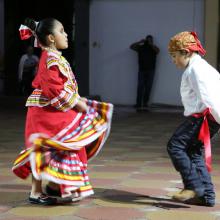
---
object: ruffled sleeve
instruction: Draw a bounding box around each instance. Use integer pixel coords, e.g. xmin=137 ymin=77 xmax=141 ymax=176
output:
xmin=40 ymin=57 xmax=79 ymax=112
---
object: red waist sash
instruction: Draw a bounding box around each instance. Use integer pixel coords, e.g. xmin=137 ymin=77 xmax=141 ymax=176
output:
xmin=192 ymin=108 xmax=215 ymax=172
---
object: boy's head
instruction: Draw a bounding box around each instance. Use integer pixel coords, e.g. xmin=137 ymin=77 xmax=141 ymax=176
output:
xmin=168 ymin=31 xmax=206 ymax=56
xmin=168 ymin=31 xmax=206 ymax=69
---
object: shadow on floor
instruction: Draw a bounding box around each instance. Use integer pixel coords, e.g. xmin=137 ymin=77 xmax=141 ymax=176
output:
xmin=93 ymin=188 xmax=190 ymax=210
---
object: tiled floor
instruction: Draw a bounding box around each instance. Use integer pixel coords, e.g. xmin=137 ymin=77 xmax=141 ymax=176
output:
xmin=0 ymin=97 xmax=220 ymax=220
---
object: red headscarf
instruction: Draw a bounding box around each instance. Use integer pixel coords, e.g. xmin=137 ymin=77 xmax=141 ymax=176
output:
xmin=168 ymin=31 xmax=206 ymax=56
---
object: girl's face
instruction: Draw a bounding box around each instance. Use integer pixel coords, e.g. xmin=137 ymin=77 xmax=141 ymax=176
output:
xmin=170 ymin=51 xmax=190 ymax=69
xmin=52 ymin=21 xmax=68 ymax=50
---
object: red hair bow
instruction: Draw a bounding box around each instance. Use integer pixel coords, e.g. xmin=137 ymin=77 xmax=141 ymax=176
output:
xmin=19 ymin=23 xmax=40 ymax=47
xmin=19 ymin=24 xmax=34 ymax=40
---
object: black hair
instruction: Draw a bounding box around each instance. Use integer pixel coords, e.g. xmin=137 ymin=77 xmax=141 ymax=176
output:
xmin=24 ymin=17 xmax=58 ymax=46
xmin=146 ymin=35 xmax=153 ymax=40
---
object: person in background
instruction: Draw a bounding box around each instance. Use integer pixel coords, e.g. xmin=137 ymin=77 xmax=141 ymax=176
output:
xmin=18 ymin=46 xmax=39 ymax=96
xmin=130 ymin=35 xmax=159 ymax=110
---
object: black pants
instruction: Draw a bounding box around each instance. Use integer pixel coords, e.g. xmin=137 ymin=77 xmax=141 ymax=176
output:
xmin=136 ymin=69 xmax=155 ymax=107
xmin=167 ymin=116 xmax=220 ymax=204
xmin=20 ymin=71 xmax=34 ymax=96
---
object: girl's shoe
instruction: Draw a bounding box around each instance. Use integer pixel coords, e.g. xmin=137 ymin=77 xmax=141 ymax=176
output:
xmin=29 ymin=193 xmax=57 ymax=205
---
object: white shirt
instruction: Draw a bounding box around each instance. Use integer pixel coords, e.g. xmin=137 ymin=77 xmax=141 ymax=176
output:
xmin=181 ymin=54 xmax=220 ymax=124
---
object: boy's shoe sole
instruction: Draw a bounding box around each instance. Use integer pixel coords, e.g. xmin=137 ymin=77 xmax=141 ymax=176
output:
xmin=184 ymin=196 xmax=215 ymax=207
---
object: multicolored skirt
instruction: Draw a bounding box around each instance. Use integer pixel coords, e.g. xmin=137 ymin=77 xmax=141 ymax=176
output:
xmin=12 ymin=100 xmax=113 ymax=198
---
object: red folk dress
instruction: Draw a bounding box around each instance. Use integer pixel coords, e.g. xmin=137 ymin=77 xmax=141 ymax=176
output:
xmin=12 ymin=49 xmax=113 ymax=199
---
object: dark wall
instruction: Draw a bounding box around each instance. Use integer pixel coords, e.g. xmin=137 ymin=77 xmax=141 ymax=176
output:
xmin=74 ymin=0 xmax=90 ymax=96
xmin=5 ymin=0 xmax=89 ymax=95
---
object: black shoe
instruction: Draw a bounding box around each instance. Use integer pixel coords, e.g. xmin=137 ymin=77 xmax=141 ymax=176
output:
xmin=45 ymin=185 xmax=61 ymax=197
xmin=184 ymin=196 xmax=215 ymax=207
xmin=29 ymin=194 xmax=57 ymax=205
